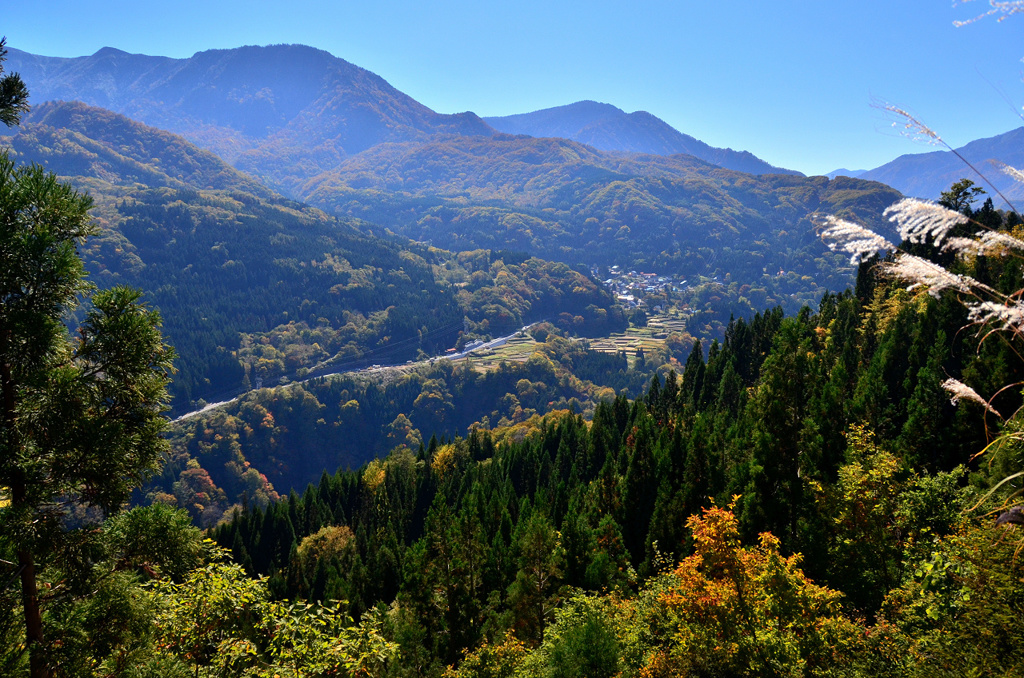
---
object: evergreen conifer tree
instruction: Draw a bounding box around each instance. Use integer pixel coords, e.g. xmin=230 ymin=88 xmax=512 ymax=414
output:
xmin=0 ymin=40 xmax=174 ymax=678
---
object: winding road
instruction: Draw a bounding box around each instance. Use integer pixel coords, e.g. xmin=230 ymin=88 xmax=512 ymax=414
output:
xmin=174 ymin=324 xmax=538 ymax=422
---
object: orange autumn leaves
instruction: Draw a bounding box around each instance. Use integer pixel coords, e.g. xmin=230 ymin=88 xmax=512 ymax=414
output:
xmin=449 ymin=502 xmax=868 ymax=678
xmin=639 ymin=502 xmax=863 ymax=677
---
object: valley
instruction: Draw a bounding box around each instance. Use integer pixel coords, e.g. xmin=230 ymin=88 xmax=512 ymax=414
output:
xmin=3 ymin=33 xmax=1024 ymax=678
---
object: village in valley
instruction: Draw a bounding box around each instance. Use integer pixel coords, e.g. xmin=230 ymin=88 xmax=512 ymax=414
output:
xmin=594 ymin=264 xmax=691 ymax=312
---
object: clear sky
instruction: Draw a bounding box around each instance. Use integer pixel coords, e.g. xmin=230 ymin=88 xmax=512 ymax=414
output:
xmin=6 ymin=0 xmax=1024 ymax=176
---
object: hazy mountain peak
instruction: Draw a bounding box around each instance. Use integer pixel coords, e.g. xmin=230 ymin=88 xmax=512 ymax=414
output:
xmin=549 ymin=100 xmax=626 ymax=120
xmin=485 ymin=103 xmax=800 ymax=176
xmin=858 ymin=126 xmax=1024 ymax=206
xmin=92 ymin=46 xmax=130 ymax=58
xmin=483 ymin=101 xmax=624 ymax=139
xmin=824 ymin=168 xmax=866 ymax=179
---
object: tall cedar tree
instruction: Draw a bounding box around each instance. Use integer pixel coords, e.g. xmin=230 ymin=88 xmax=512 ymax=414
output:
xmin=0 ymin=42 xmax=174 ymax=678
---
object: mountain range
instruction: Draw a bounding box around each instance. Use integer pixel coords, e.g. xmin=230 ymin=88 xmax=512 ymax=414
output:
xmin=6 ymin=44 xmax=495 ymax=193
xmin=856 ymin=126 xmax=1024 ymax=208
xmin=821 ymin=126 xmax=1024 ymax=207
xmin=485 ymin=101 xmax=802 ymax=176
xmin=7 ymin=45 xmax=800 ymax=193
xmin=6 ymin=45 xmax=903 ymax=285
xmin=10 ymin=44 xmax=1022 ymax=267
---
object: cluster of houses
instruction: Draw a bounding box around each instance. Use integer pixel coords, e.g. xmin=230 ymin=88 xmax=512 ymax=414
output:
xmin=594 ymin=265 xmax=687 ymax=309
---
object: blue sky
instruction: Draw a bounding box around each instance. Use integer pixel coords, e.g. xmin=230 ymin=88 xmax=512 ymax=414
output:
xmin=6 ymin=0 xmax=1024 ymax=175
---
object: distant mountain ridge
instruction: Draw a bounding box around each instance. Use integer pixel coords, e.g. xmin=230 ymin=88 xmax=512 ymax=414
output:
xmin=485 ymin=101 xmax=802 ymax=176
xmin=6 ymin=44 xmax=495 ymax=193
xmin=858 ymin=126 xmax=1024 ymax=207
xmin=8 ymin=46 xmax=805 ymax=194
xmin=824 ymin=168 xmax=866 ymax=180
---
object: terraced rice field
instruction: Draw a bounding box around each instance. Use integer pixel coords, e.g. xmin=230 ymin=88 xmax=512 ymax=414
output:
xmin=459 ymin=313 xmax=689 ymax=372
xmin=647 ymin=314 xmax=689 ymax=335
xmin=384 ymin=312 xmax=688 ymax=376
xmin=586 ymin=313 xmax=687 ymax=366
xmin=586 ymin=333 xmax=663 ymax=363
xmin=457 ymin=331 xmax=539 ymax=371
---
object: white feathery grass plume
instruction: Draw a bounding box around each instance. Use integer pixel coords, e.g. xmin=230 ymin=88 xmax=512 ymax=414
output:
xmin=953 ymin=0 xmax=1024 ymax=26
xmin=882 ymin=253 xmax=976 ymax=297
xmin=820 ymin=216 xmax=894 ymax=264
xmin=942 ymin=236 xmax=986 ymax=255
xmin=884 ymin=198 xmax=968 ymax=247
xmin=878 ymin=103 xmax=944 ymax=146
xmin=991 ymin=159 xmax=1024 ymax=184
xmin=978 ymin=229 xmax=1024 ymax=252
xmin=943 ymin=230 xmax=1024 ymax=255
xmin=967 ymin=299 xmax=1024 ymax=332
xmin=941 ymin=377 xmax=1002 ymax=417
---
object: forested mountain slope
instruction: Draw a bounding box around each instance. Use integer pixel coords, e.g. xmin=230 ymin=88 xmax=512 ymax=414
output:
xmin=158 ymin=328 xmax=666 ymax=524
xmin=1 ymin=101 xmax=623 ymax=414
xmin=300 ymin=133 xmax=902 ymax=298
xmin=7 ymin=100 xmax=274 ymax=196
xmin=485 ymin=100 xmax=801 ymax=175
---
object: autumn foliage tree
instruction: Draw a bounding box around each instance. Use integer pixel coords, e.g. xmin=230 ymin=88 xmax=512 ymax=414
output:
xmin=638 ymin=503 xmax=864 ymax=677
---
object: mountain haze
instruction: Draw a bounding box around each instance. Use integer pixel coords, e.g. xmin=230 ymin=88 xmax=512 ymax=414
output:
xmin=6 ymin=44 xmax=496 ymax=192
xmin=485 ymin=101 xmax=802 ymax=176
